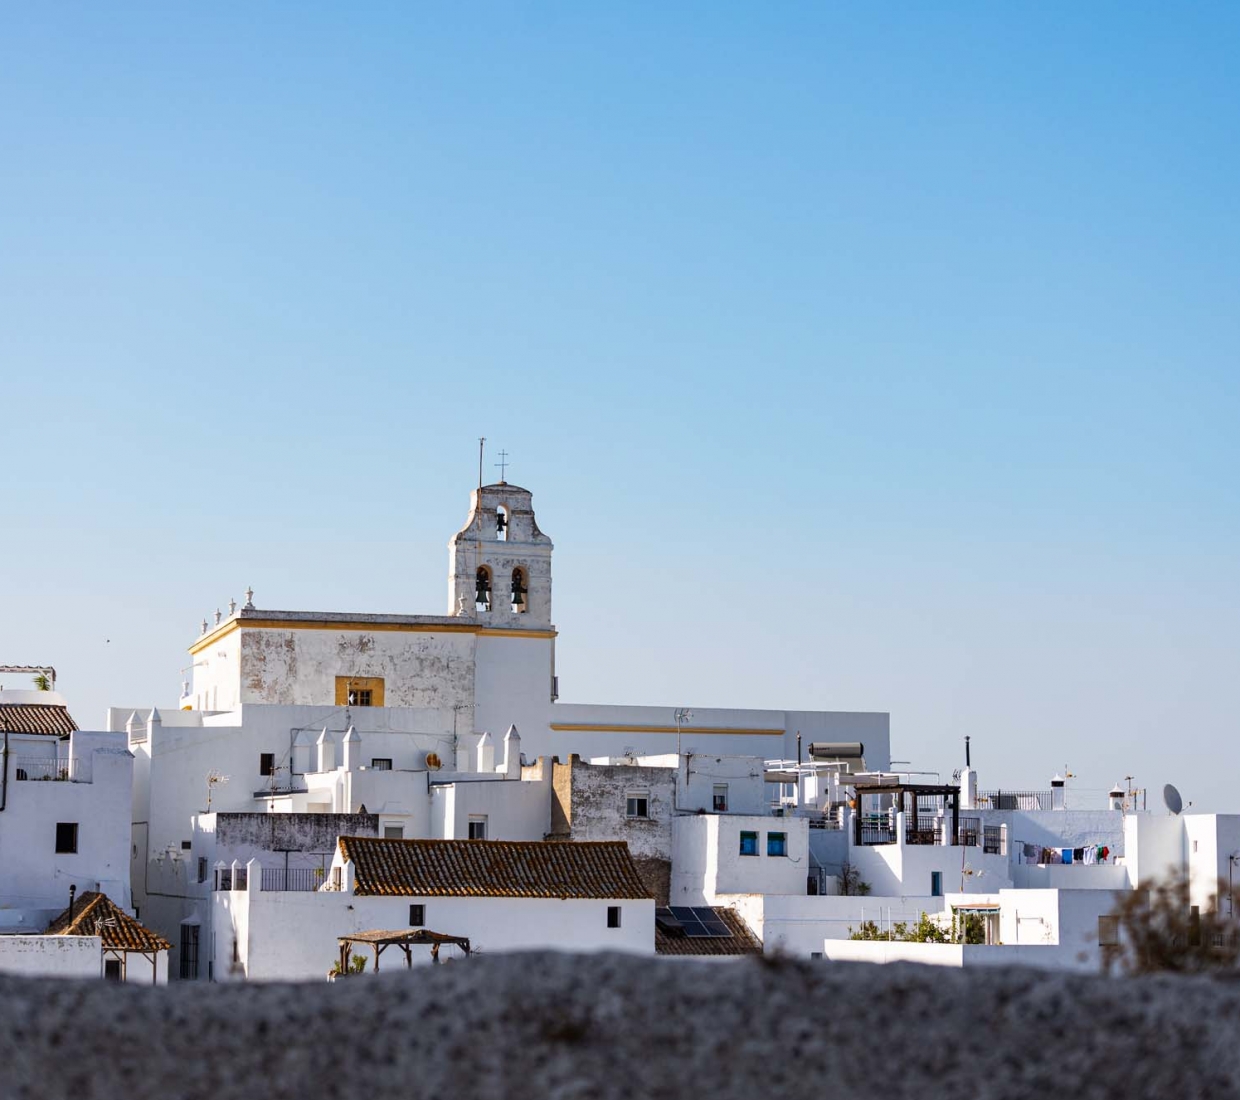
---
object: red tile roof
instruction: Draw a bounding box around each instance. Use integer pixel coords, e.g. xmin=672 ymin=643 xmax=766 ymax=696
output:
xmin=0 ymin=704 xmax=78 ymax=737
xmin=339 ymin=837 xmax=653 ymax=900
xmin=45 ymin=892 xmax=171 ymax=953
xmin=655 ymin=908 xmax=763 ymax=957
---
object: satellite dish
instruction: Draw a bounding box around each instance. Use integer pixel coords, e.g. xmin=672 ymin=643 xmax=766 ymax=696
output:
xmin=425 ymin=752 xmax=442 ymax=771
xmin=1163 ymin=784 xmax=1183 ymax=815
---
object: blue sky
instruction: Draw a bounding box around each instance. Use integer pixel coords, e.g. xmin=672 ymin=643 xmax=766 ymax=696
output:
xmin=1 ymin=3 xmax=1237 ymax=809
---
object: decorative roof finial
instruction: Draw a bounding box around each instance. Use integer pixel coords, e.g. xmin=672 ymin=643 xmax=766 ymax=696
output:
xmin=201 ymin=619 xmax=209 ymax=635
xmin=214 ymin=608 xmax=222 ymax=626
xmin=228 ymin=597 xmax=237 ymax=617
xmin=244 ymin=587 xmax=255 ymax=610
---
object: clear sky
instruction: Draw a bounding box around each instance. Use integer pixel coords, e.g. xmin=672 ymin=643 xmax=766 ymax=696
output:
xmin=1 ymin=4 xmax=1237 ymax=809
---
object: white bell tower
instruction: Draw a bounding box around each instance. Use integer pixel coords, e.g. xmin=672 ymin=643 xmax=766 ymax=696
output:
xmin=448 ymin=480 xmax=554 ymax=629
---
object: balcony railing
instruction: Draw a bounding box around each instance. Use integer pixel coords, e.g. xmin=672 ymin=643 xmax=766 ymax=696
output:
xmin=9 ymin=757 xmax=89 ymax=783
xmin=261 ymin=866 xmax=327 ymax=892
xmin=976 ymin=790 xmax=1055 ymax=811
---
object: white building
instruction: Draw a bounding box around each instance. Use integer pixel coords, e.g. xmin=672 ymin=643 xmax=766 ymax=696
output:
xmin=117 ymin=479 xmax=888 ymax=968
xmin=216 ymin=837 xmax=655 ymax=980
xmin=0 ymin=691 xmax=134 ymax=932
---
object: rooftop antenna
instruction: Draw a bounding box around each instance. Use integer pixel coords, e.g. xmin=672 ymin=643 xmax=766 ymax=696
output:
xmin=1163 ymin=783 xmax=1183 ymax=816
xmin=478 ymin=437 xmax=485 ymax=491
xmin=205 ymin=770 xmax=230 ymax=812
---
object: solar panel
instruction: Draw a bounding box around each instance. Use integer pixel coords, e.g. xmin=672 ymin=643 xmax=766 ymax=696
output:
xmin=665 ymin=906 xmax=732 ymax=938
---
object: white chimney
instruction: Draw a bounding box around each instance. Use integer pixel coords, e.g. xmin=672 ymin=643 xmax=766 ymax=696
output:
xmin=476 ymin=731 xmax=495 ymax=774
xmin=1051 ymin=774 xmax=1066 ymax=812
xmin=960 ymin=767 xmax=978 ymax=810
xmin=342 ymin=726 xmax=361 ymax=771
xmin=316 ymin=727 xmax=336 ymax=772
xmin=501 ymin=725 xmax=521 ymax=778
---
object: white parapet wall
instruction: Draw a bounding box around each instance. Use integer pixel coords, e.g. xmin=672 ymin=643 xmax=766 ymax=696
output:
xmin=0 ymin=935 xmax=102 ymax=978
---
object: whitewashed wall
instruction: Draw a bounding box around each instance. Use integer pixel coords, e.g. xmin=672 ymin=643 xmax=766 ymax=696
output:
xmin=217 ymin=879 xmax=653 ymax=981
xmin=671 ymin=815 xmax=808 ymax=905
xmin=0 ymin=935 xmax=101 ymax=978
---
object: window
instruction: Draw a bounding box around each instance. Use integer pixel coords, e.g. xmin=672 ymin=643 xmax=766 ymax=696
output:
xmin=1193 ymin=839 xmax=1199 ymax=853
xmin=409 ymin=904 xmax=425 ymax=927
xmin=767 ymin=832 xmax=788 ymax=857
xmin=931 ymin=871 xmax=943 ymax=897
xmin=197 ymin=857 xmax=208 ymax=884
xmin=739 ymin=831 xmax=758 ymax=856
xmin=259 ymin=753 xmax=275 ymax=777
xmin=371 ymin=758 xmax=393 ymax=771
xmin=55 ymin=822 xmax=78 ymax=854
xmin=626 ymin=793 xmax=649 ymax=819
xmin=607 ymin=906 xmax=622 ymax=929
xmin=1098 ymin=915 xmax=1120 ymax=947
xmin=181 ymin=840 xmax=192 ymax=850
xmin=179 ymin=925 xmax=199 ymax=981
xmin=332 ymin=866 xmax=342 ymax=891
xmin=468 ymin=816 xmax=488 ymax=840
xmin=712 ymin=784 xmax=728 ymax=812
xmin=104 ymin=958 xmax=122 ymax=981
xmin=384 ymin=824 xmax=404 ymax=839
xmin=15 ymin=768 xmax=27 ymax=781
xmin=810 ymin=952 xmax=823 ymax=960
xmin=334 ymin=676 xmax=385 ymax=707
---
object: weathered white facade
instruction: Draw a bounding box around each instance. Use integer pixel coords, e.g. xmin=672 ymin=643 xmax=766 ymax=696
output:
xmin=118 ymin=479 xmax=889 ymax=969
xmin=0 ymin=692 xmax=134 ymax=931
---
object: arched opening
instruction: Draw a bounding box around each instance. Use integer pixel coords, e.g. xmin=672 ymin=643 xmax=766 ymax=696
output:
xmin=510 ymin=567 xmax=528 ymax=614
xmin=475 ymin=567 xmax=492 ymax=612
xmin=496 ymin=506 xmax=509 ymax=541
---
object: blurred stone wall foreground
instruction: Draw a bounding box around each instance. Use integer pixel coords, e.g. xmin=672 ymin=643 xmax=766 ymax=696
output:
xmin=2 ymin=953 xmax=1238 ymax=1100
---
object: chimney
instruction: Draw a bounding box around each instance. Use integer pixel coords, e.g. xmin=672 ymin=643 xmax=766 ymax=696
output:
xmin=341 ymin=726 xmax=361 ymax=771
xmin=1051 ymin=774 xmax=1066 ymax=812
xmin=501 ymin=725 xmax=521 ymax=778
xmin=475 ymin=731 xmax=495 ymax=774
xmin=316 ymin=727 xmax=336 ymax=772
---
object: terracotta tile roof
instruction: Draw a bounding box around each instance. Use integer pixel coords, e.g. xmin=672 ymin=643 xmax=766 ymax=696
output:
xmin=655 ymin=907 xmax=763 ymax=957
xmin=0 ymin=704 xmax=78 ymax=737
xmin=45 ymin=892 xmax=171 ymax=953
xmin=339 ymin=837 xmax=653 ymax=900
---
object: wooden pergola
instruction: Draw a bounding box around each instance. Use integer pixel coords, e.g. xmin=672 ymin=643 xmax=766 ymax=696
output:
xmin=853 ymin=781 xmax=961 ymax=846
xmin=337 ymin=929 xmax=471 ymax=974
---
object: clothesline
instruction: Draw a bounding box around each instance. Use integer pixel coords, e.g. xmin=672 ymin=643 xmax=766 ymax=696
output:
xmin=1016 ymin=841 xmax=1111 ymax=866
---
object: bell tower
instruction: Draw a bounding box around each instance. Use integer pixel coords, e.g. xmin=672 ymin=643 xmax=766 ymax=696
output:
xmin=448 ymin=481 xmax=553 ymax=628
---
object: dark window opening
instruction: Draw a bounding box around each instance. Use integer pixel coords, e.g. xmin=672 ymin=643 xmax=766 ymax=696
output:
xmin=104 ymin=958 xmax=122 ymax=982
xmin=15 ymin=768 xmax=27 ymax=781
xmin=739 ymin=831 xmax=758 ymax=856
xmin=626 ymin=795 xmax=649 ymax=819
xmin=259 ymin=753 xmax=275 ymax=777
xmin=767 ymin=832 xmax=788 ymax=857
xmin=468 ymin=818 xmax=488 ymax=840
xmin=55 ymin=822 xmax=78 ymax=854
xmin=607 ymin=906 xmax=622 ymax=929
xmin=179 ymin=925 xmax=200 ymax=981
xmin=475 ymin=567 xmax=493 ymax=612
xmin=181 ymin=840 xmax=192 ymax=850
xmin=370 ymin=758 xmax=392 ymax=771
xmin=197 ymin=857 xmax=208 ymax=884
xmin=409 ymin=904 xmax=425 ymax=927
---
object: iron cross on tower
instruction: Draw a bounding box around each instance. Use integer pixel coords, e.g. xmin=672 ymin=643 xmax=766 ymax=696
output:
xmin=495 ymin=450 xmax=510 ymax=482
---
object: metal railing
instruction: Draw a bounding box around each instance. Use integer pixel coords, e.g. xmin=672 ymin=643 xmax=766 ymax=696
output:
xmin=261 ymin=866 xmax=327 ymax=892
xmin=858 ymin=820 xmax=897 ymax=845
xmin=983 ymin=825 xmax=1005 ymax=855
xmin=9 ymin=756 xmax=89 ymax=783
xmin=976 ymin=790 xmax=1054 ymax=811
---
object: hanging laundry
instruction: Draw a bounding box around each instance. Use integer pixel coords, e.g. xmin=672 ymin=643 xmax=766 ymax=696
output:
xmin=1081 ymin=845 xmax=1097 ymax=865
xmin=1042 ymin=847 xmax=1054 ymax=865
xmin=1023 ymin=842 xmax=1040 ymax=865
xmin=1048 ymin=848 xmax=1063 ymax=864
xmin=1061 ymin=848 xmax=1073 ymax=864
xmin=1073 ymin=847 xmax=1085 ymax=863
xmin=1099 ymin=846 xmax=1110 ymax=863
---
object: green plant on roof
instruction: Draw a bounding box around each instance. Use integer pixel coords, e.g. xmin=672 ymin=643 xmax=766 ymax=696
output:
xmin=32 ymin=673 xmax=51 ymax=692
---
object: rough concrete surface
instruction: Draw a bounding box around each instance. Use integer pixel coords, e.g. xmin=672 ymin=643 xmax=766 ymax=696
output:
xmin=3 ymin=954 xmax=1239 ymax=1099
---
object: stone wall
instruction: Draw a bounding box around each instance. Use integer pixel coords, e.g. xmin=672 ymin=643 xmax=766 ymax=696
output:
xmin=1 ymin=954 xmax=1237 ymax=1099
xmin=216 ymin=813 xmax=379 ymax=852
